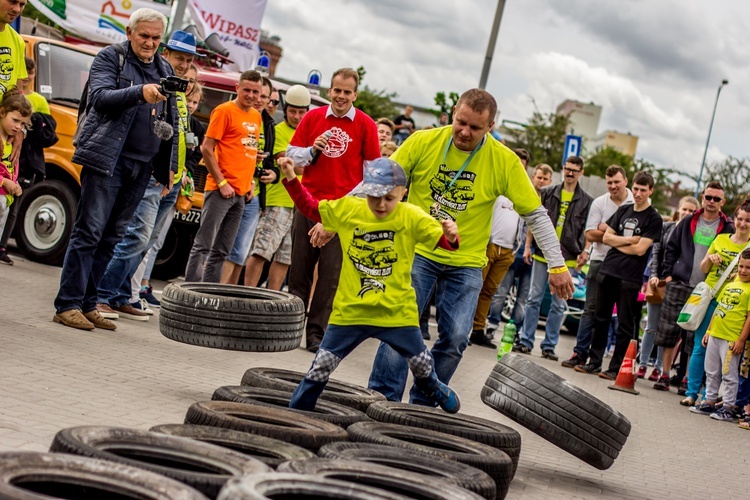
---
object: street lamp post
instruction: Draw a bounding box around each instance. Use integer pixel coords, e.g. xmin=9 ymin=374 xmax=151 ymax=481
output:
xmin=695 ymin=79 xmax=729 ymax=197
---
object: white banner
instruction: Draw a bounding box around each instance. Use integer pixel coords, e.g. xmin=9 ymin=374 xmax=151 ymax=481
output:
xmin=29 ymin=0 xmax=173 ymax=44
xmin=187 ymin=0 xmax=267 ymax=72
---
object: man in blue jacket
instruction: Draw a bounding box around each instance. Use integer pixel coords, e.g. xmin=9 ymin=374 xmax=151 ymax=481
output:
xmin=53 ymin=8 xmax=179 ymax=331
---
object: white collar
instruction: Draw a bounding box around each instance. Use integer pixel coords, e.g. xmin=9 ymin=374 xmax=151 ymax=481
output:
xmin=325 ymin=105 xmax=356 ymax=121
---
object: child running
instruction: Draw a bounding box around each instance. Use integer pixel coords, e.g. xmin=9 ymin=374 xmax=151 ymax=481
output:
xmin=278 ymin=156 xmax=461 ymax=413
xmin=690 ymin=248 xmax=750 ymax=421
xmin=0 ymin=90 xmax=31 ymax=241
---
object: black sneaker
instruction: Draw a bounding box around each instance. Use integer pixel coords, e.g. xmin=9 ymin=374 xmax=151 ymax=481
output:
xmin=469 ymin=330 xmax=496 ymax=349
xmin=512 ymin=343 xmax=531 ymax=354
xmin=561 ymin=353 xmax=585 ymax=368
xmin=541 ymin=349 xmax=559 ymax=361
xmin=574 ymin=363 xmax=601 ymax=374
xmin=139 ymin=286 xmax=161 ymax=308
xmin=0 ymin=250 xmax=13 ymax=265
xmin=599 ymin=370 xmax=618 ymax=380
xmin=677 ymin=377 xmax=687 ymax=396
xmin=653 ymin=374 xmax=671 ymax=391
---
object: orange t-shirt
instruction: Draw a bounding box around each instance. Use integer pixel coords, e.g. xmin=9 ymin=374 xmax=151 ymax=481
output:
xmin=204 ymin=101 xmax=262 ymax=196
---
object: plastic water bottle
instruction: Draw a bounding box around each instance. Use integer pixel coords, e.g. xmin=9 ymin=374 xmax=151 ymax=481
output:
xmin=497 ymin=320 xmax=516 ymax=360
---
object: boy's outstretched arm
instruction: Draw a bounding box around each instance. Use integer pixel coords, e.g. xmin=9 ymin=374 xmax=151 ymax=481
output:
xmin=279 ymin=157 xmax=322 ymax=223
xmin=436 ymin=219 xmax=460 ymax=250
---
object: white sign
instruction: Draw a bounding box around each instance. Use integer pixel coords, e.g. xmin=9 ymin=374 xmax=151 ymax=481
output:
xmin=29 ymin=0 xmax=173 ymax=44
xmin=187 ymin=0 xmax=267 ymax=72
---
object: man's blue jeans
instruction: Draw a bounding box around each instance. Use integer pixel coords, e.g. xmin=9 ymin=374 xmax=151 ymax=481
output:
xmin=54 ymin=157 xmax=151 ymax=314
xmin=488 ymin=254 xmax=532 ymax=328
xmin=571 ymin=260 xmax=602 ymax=361
xmin=368 ymin=254 xmax=483 ymax=405
xmin=97 ymin=177 xmax=180 ymax=307
xmin=519 ymin=259 xmax=567 ymax=352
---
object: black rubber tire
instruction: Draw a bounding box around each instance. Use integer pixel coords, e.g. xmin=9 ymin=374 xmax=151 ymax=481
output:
xmin=0 ymin=451 xmax=207 ymax=499
xmin=277 ymin=458 xmax=483 ymax=499
xmin=159 ymin=283 xmax=304 ymax=352
xmin=48 ymin=426 xmax=270 ymax=498
xmin=217 ymin=473 xmax=410 ymax=499
xmin=184 ymin=401 xmax=349 ymax=450
xmin=347 ymin=421 xmax=513 ymax=500
xmin=149 ymin=424 xmax=316 ymax=469
xmin=211 ymin=386 xmax=370 ymax=427
xmin=366 ymin=401 xmax=521 ymax=476
xmin=481 ymin=352 xmax=631 ymax=470
xmin=318 ymin=442 xmax=496 ymax=500
xmin=240 ymin=367 xmax=385 ymax=411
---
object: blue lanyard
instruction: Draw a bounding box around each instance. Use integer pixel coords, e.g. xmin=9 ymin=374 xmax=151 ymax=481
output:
xmin=439 ymin=136 xmax=483 ymax=192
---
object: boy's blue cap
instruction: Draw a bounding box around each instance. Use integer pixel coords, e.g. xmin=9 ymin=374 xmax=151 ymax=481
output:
xmin=352 ymin=158 xmax=407 ymax=197
xmin=162 ymin=30 xmax=199 ymax=56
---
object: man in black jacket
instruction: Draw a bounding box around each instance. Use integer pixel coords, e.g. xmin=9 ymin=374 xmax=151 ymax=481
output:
xmin=652 ymin=181 xmax=733 ymax=390
xmin=53 ymin=8 xmax=178 ymax=331
xmin=515 ymin=156 xmax=593 ymax=360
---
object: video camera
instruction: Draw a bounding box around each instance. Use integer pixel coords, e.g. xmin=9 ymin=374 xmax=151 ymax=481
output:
xmin=158 ymin=75 xmax=189 ymax=97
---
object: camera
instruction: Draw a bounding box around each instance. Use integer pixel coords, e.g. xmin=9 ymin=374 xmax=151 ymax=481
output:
xmin=185 ymin=132 xmax=199 ymax=148
xmin=158 ymin=76 xmax=189 ymax=96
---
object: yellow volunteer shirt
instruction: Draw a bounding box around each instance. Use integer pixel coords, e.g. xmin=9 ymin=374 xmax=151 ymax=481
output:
xmin=26 ymin=92 xmax=50 ymax=114
xmin=705 ymin=234 xmax=750 ymax=291
xmin=391 ymin=127 xmax=540 ymax=268
xmin=265 ymin=121 xmax=296 ymax=208
xmin=708 ymin=278 xmax=750 ymax=342
xmin=0 ymin=26 xmax=26 ymax=97
xmin=533 ymin=189 xmax=577 ymax=267
xmin=320 ymin=197 xmax=444 ymax=327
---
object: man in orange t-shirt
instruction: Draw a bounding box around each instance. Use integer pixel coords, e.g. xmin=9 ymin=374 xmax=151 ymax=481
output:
xmin=184 ymin=70 xmax=263 ymax=282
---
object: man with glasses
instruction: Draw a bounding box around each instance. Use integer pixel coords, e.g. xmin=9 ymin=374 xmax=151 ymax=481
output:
xmin=652 ymin=181 xmax=734 ymax=391
xmin=267 ymin=89 xmax=279 ymax=119
xmin=515 ymin=156 xmax=592 ymax=360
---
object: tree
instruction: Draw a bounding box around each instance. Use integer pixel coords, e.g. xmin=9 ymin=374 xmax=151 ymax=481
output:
xmin=352 ymin=66 xmax=398 ymax=119
xmin=503 ymin=111 xmax=571 ymax=168
xmin=433 ymin=91 xmax=459 ymax=121
xmin=700 ymin=156 xmax=750 ymax=215
xmin=584 ymin=146 xmax=635 ymax=179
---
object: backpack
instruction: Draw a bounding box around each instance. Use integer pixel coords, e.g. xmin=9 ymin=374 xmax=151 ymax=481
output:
xmin=72 ymin=43 xmax=127 ymax=147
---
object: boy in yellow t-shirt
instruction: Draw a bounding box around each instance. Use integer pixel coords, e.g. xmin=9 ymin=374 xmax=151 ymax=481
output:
xmin=690 ymin=249 xmax=750 ymax=421
xmin=278 ymin=156 xmax=461 ymax=413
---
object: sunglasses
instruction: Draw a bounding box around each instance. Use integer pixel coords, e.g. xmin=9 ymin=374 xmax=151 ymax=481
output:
xmin=704 ymin=195 xmax=723 ymax=202
xmin=269 ymin=99 xmax=280 ymax=106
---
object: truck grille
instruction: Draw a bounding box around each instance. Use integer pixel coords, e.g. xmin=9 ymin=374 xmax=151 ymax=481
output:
xmin=193 ymin=164 xmax=208 ymax=193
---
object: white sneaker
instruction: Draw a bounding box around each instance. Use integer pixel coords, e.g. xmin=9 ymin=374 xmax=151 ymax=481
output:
xmin=132 ymin=299 xmax=155 ymax=316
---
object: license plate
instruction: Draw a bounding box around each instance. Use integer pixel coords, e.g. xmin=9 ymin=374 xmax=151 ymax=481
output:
xmin=174 ymin=209 xmax=201 ymax=225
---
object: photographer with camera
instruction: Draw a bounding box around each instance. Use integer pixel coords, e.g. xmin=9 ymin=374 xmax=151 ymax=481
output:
xmin=221 ymin=76 xmax=278 ymax=285
xmin=184 ymin=70 xmax=264 ymax=283
xmin=53 ymin=9 xmax=181 ymax=331
xmin=94 ymin=30 xmax=197 ymax=323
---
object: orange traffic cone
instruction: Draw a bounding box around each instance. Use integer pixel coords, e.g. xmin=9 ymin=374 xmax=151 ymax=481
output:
xmin=608 ymin=339 xmax=639 ymax=395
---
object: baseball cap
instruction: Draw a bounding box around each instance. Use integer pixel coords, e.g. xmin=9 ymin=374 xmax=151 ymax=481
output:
xmin=351 ymin=158 xmax=407 ymax=197
xmin=162 ymin=30 xmax=199 ymax=56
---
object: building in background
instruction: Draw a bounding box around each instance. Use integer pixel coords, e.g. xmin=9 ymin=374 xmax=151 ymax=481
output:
xmin=259 ymin=31 xmax=282 ymax=76
xmin=592 ymin=130 xmax=639 ymax=157
xmin=556 ymin=99 xmax=602 ymax=152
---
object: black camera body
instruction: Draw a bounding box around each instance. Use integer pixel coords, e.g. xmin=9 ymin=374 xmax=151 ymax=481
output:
xmin=254 ymin=166 xmax=266 ymax=178
xmin=158 ymin=76 xmax=189 ymax=96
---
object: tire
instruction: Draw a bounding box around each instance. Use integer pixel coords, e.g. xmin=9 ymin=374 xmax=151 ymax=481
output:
xmin=212 ymin=386 xmax=370 ymax=427
xmin=347 ymin=421 xmax=513 ymax=500
xmin=152 ymin=222 xmax=194 ymax=281
xmin=159 ymin=283 xmax=304 ymax=352
xmin=500 ymin=284 xmax=516 ymax=322
xmin=318 ymin=442 xmax=496 ymax=500
xmin=240 ymin=367 xmax=385 ymax=412
xmin=49 ymin=426 xmax=271 ymax=498
xmin=149 ymin=424 xmax=315 ymax=469
xmin=15 ymin=179 xmax=77 ymax=265
xmin=184 ymin=401 xmax=349 ymax=450
xmin=0 ymin=451 xmax=207 ymax=499
xmin=277 ymin=458 xmax=483 ymax=499
xmin=366 ymin=401 xmax=521 ymax=477
xmin=480 ymin=353 xmax=631 ymax=470
xmin=217 ymin=473 xmax=411 ymax=500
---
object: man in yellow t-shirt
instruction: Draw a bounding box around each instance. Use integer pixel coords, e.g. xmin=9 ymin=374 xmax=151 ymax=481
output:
xmin=244 ymin=85 xmax=311 ymax=290
xmin=368 ymin=88 xmax=574 ymax=406
xmin=516 ymin=156 xmax=592 ymax=361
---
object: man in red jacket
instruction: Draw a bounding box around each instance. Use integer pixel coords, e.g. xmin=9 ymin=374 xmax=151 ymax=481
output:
xmin=286 ymin=67 xmax=381 ymax=352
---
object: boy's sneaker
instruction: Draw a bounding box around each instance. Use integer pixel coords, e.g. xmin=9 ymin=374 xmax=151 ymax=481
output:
xmin=709 ymin=406 xmax=736 ymax=422
xmin=0 ymin=249 xmax=13 ymax=265
xmin=139 ymin=286 xmax=161 ymax=308
xmin=574 ymin=363 xmax=601 ymax=375
xmin=653 ymin=374 xmax=671 ymax=391
xmin=677 ymin=377 xmax=688 ymax=396
xmin=132 ymin=299 xmax=155 ymax=316
xmin=647 ymin=368 xmax=661 ymax=382
xmin=561 ymin=353 xmax=585 ymax=369
xmin=430 ymin=382 xmax=461 ymax=414
xmin=635 ymin=365 xmax=647 ymax=379
xmin=690 ymin=402 xmax=715 ymax=415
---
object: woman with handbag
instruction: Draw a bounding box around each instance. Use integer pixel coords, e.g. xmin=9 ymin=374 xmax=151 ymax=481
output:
xmin=680 ymin=199 xmax=750 ymax=407
xmin=640 ymin=197 xmax=698 ymax=380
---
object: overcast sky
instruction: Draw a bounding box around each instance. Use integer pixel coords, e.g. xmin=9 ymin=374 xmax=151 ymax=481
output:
xmin=262 ymin=0 xmax=748 ymax=185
